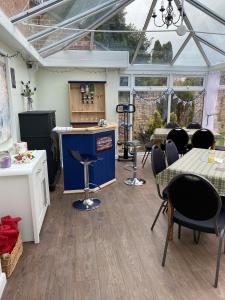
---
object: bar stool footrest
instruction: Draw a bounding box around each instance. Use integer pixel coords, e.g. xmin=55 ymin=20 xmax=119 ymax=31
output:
xmin=124 ymin=177 xmax=146 ymax=186
xmin=72 ymin=198 xmax=101 ymax=211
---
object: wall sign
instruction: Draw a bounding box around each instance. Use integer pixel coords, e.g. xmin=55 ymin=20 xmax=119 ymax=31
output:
xmin=96 ymin=135 xmax=112 ymax=151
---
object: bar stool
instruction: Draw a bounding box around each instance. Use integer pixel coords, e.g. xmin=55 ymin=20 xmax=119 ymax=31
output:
xmin=70 ymin=150 xmax=102 ymax=211
xmin=124 ymin=140 xmax=146 ymax=186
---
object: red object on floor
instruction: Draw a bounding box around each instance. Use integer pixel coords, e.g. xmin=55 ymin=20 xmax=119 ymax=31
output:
xmin=0 ymin=215 xmax=22 ymax=254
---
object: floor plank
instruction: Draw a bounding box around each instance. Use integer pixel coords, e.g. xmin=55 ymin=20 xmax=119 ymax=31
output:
xmin=2 ymin=157 xmax=225 ymax=300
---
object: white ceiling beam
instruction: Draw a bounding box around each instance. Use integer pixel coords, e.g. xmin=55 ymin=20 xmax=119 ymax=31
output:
xmin=28 ymin=0 xmax=123 ymax=42
xmin=39 ymin=0 xmax=134 ymax=56
xmin=130 ymin=0 xmax=157 ymax=64
xmin=10 ymin=0 xmax=66 ymax=24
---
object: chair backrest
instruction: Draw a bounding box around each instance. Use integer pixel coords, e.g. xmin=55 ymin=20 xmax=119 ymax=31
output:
xmin=187 ymin=122 xmax=202 ymax=129
xmin=151 ymin=144 xmax=166 ymax=177
xmin=167 ymin=173 xmax=221 ymax=223
xmin=165 ymin=139 xmax=179 ymax=166
xmin=191 ymin=128 xmax=215 ymax=149
xmin=166 ymin=122 xmax=180 ymax=129
xmin=167 ymin=128 xmax=189 ymax=153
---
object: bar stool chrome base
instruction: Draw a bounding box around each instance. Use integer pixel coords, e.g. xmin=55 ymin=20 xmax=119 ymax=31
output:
xmin=124 ymin=177 xmax=146 ymax=186
xmin=73 ymin=198 xmax=101 ymax=211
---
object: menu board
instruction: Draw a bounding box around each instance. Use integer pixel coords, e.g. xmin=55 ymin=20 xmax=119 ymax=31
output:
xmin=96 ymin=135 xmax=112 ymax=151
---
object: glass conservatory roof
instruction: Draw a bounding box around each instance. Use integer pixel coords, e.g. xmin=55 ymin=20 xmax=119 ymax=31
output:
xmin=2 ymin=0 xmax=225 ymax=66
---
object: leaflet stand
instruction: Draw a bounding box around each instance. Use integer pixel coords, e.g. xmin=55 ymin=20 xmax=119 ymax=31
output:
xmin=116 ymin=103 xmax=135 ymax=161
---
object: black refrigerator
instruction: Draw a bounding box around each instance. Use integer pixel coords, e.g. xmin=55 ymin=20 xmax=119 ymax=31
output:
xmin=18 ymin=111 xmax=61 ymax=191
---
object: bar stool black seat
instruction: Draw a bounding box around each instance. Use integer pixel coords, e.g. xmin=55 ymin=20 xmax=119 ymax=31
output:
xmin=70 ymin=150 xmax=102 ymax=211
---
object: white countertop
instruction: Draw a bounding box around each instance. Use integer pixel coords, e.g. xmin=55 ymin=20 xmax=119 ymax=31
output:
xmin=0 ymin=150 xmax=45 ymax=177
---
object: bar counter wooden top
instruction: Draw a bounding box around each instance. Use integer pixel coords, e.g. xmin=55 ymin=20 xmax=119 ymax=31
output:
xmin=53 ymin=123 xmax=117 ymax=134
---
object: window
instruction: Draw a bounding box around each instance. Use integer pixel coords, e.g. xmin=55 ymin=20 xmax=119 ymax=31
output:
xmin=220 ymin=74 xmax=225 ymax=86
xmin=173 ymin=76 xmax=204 ymax=86
xmin=135 ymin=76 xmax=167 ymax=86
xmin=120 ymin=76 xmax=129 ymax=87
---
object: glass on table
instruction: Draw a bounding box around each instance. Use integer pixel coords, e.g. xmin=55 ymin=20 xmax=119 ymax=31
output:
xmin=208 ymin=150 xmax=216 ymax=163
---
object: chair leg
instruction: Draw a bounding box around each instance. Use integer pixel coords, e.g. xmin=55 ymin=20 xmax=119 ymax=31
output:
xmin=151 ymin=201 xmax=167 ymax=231
xmin=142 ymin=150 xmax=150 ymax=168
xmin=178 ymin=224 xmax=181 ymax=240
xmin=162 ymin=225 xmax=171 ymax=267
xmin=214 ymin=229 xmax=225 ymax=288
xmin=193 ymin=230 xmax=201 ymax=244
xmin=162 ymin=203 xmax=168 ymax=214
xmin=141 ymin=150 xmax=147 ymax=163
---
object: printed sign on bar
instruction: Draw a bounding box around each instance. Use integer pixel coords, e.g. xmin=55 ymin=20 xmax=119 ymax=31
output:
xmin=96 ymin=135 xmax=112 ymax=151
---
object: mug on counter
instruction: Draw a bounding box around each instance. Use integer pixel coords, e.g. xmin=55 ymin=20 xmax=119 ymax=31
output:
xmin=15 ymin=142 xmax=27 ymax=154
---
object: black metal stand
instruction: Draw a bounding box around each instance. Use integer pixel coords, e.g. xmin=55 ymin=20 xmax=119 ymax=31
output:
xmin=116 ymin=104 xmax=135 ymax=161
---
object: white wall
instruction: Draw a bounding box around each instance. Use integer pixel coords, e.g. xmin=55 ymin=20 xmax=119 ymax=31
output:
xmin=36 ymin=67 xmax=120 ymax=127
xmin=0 ymin=41 xmax=37 ymax=151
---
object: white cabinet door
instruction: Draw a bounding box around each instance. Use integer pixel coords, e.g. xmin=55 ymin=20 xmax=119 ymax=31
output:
xmin=31 ymin=155 xmax=50 ymax=243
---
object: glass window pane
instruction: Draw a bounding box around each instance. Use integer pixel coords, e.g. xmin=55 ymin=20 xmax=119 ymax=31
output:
xmin=184 ymin=2 xmax=225 ymax=52
xmin=31 ymin=6 xmax=111 ymax=51
xmin=16 ymin=0 xmax=112 ymax=37
xmin=174 ymin=38 xmax=206 ymax=66
xmin=195 ymin=0 xmax=225 ymax=20
xmin=200 ymin=43 xmax=225 ymax=65
xmin=135 ymin=77 xmax=167 ymax=86
xmin=220 ymin=74 xmax=225 ymax=86
xmin=171 ymin=91 xmax=204 ymax=127
xmin=133 ymin=91 xmax=167 ymax=144
xmin=173 ymin=76 xmax=204 ymax=87
xmin=120 ymin=76 xmax=129 ymax=87
xmin=217 ymin=90 xmax=225 ymax=134
xmin=0 ymin=0 xmax=48 ymax=18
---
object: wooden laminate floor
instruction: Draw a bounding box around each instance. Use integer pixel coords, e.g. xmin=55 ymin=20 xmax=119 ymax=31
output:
xmin=2 ymin=158 xmax=225 ymax=300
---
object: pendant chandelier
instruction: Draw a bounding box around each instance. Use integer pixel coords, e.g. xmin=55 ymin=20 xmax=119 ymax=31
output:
xmin=152 ymin=0 xmax=186 ymax=29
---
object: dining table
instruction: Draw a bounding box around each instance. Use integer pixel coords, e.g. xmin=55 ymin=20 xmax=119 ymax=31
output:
xmin=152 ymin=128 xmax=221 ymax=143
xmin=156 ymin=148 xmax=225 ymax=240
xmin=156 ymin=148 xmax=225 ymax=196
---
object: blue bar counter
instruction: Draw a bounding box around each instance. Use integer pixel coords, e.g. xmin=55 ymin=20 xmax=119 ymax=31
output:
xmin=55 ymin=124 xmax=116 ymax=193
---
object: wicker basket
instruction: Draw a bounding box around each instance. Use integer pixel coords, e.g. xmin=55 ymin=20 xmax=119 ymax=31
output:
xmin=0 ymin=233 xmax=23 ymax=278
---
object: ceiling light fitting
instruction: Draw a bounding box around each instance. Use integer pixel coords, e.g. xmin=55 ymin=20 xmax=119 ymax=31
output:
xmin=152 ymin=0 xmax=186 ymax=29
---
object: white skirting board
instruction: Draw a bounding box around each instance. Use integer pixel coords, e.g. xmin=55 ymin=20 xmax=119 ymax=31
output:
xmin=0 ymin=273 xmax=6 ymax=299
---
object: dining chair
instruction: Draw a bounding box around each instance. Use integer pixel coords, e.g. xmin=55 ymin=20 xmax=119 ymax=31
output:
xmin=161 ymin=173 xmax=225 ymax=288
xmin=142 ymin=141 xmax=153 ymax=168
xmin=191 ymin=128 xmax=215 ymax=149
xmin=167 ymin=128 xmax=189 ymax=155
xmin=187 ymin=122 xmax=202 ymax=129
xmin=165 ymin=139 xmax=179 ymax=166
xmin=150 ymin=144 xmax=168 ymax=230
xmin=166 ymin=122 xmax=180 ymax=129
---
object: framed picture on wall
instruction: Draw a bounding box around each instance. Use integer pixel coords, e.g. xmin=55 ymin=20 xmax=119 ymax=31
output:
xmin=0 ymin=61 xmax=11 ymax=143
xmin=10 ymin=68 xmax=16 ymax=88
